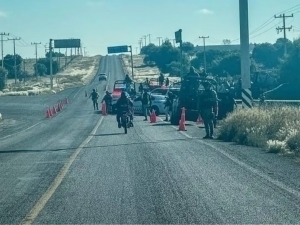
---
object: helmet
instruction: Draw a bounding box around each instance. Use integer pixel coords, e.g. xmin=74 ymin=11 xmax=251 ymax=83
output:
xmin=92 ymin=88 xmax=96 ymax=92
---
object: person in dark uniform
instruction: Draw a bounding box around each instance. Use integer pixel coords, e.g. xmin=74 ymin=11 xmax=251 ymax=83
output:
xmin=89 ymin=89 xmax=99 ymax=110
xmin=198 ymin=81 xmax=218 ymax=139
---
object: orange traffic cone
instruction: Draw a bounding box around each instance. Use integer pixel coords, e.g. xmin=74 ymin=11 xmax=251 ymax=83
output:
xmin=102 ymin=102 xmax=107 ymax=115
xmin=46 ymin=109 xmax=51 ymax=118
xmin=52 ymin=106 xmax=57 ymax=115
xmin=196 ymin=115 xmax=203 ymax=125
xmin=150 ymin=109 xmax=157 ymax=123
xmin=57 ymin=103 xmax=61 ymax=112
xmin=48 ymin=107 xmax=53 ymax=117
xmin=178 ymin=107 xmax=187 ymax=131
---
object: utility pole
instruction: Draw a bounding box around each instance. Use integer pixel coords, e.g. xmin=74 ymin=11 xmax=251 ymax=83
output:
xmin=147 ymin=34 xmax=151 ymax=44
xmin=138 ymin=40 xmax=142 ymax=52
xmin=0 ymin=32 xmax=9 ymax=68
xmin=157 ymin=37 xmax=162 ymax=46
xmin=143 ymin=36 xmax=147 ymax=46
xmin=49 ymin=39 xmax=53 ymax=89
xmin=31 ymin=42 xmax=41 ymax=78
xmin=129 ymin=46 xmax=134 ymax=79
xmin=239 ymin=0 xmax=252 ymax=109
xmin=199 ymin=36 xmax=209 ymax=73
xmin=274 ymin=13 xmax=293 ymax=56
xmin=8 ymin=37 xmax=21 ymax=84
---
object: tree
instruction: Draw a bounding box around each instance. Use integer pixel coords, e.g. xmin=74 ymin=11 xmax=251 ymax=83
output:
xmin=223 ymin=39 xmax=231 ymax=45
xmin=3 ymin=54 xmax=23 ymax=79
xmin=36 ymin=58 xmax=59 ymax=75
xmin=34 ymin=63 xmax=47 ymax=76
xmin=181 ymin=42 xmax=194 ymax=53
xmin=45 ymin=51 xmax=65 ymax=58
xmin=0 ymin=67 xmax=8 ymax=90
xmin=273 ymin=38 xmax=293 ymax=58
xmin=280 ymin=38 xmax=300 ymax=85
xmin=140 ymin=43 xmax=157 ymax=55
xmin=252 ymin=43 xmax=278 ymax=68
xmin=217 ymin=52 xmax=241 ymax=76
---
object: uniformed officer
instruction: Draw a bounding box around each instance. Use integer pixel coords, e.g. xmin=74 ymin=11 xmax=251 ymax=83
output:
xmin=198 ymin=81 xmax=218 ymax=139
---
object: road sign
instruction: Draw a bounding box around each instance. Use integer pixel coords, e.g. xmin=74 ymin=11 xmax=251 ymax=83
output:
xmin=54 ymin=39 xmax=81 ymax=48
xmin=107 ymin=45 xmax=129 ymax=54
xmin=175 ymin=29 xmax=182 ymax=43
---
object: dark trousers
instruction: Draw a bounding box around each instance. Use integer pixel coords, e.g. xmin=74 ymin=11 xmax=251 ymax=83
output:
xmin=93 ymin=100 xmax=98 ymax=110
xmin=202 ymin=110 xmax=214 ymax=136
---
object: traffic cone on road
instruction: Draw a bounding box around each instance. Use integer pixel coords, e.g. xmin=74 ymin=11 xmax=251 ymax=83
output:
xmin=57 ymin=103 xmax=61 ymax=112
xmin=178 ymin=107 xmax=187 ymax=131
xmin=196 ymin=115 xmax=203 ymax=125
xmin=48 ymin=107 xmax=53 ymax=117
xmin=52 ymin=106 xmax=57 ymax=115
xmin=102 ymin=102 xmax=107 ymax=115
xmin=150 ymin=109 xmax=157 ymax=123
xmin=46 ymin=109 xmax=51 ymax=118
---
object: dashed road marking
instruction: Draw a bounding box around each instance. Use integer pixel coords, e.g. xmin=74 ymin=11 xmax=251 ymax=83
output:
xmin=20 ymin=116 xmax=105 ymax=225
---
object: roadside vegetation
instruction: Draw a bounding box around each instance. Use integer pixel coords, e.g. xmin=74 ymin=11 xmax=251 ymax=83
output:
xmin=217 ymin=105 xmax=300 ymax=156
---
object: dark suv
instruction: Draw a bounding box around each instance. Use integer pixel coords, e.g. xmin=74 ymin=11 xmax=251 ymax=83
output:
xmin=170 ymin=76 xmax=234 ymax=125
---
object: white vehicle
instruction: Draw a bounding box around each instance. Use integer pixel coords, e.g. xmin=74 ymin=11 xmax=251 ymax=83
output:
xmin=132 ymin=94 xmax=166 ymax=116
xmin=98 ymin=73 xmax=107 ymax=81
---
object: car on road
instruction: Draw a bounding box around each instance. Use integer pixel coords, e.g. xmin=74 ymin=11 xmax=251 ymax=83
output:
xmin=98 ymin=73 xmax=107 ymax=81
xmin=132 ymin=94 xmax=166 ymax=116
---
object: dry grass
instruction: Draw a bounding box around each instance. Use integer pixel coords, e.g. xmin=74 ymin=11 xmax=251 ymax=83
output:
xmin=217 ymin=105 xmax=300 ymax=156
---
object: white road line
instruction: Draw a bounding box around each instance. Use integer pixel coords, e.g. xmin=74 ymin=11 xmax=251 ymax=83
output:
xmin=20 ymin=116 xmax=105 ymax=225
xmin=0 ymin=121 xmax=43 ymax=141
xmin=73 ymin=86 xmax=84 ymax=99
xmin=161 ymin=117 xmax=300 ymax=199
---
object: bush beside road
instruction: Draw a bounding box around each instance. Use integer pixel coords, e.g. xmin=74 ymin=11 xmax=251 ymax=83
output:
xmin=217 ymin=105 xmax=300 ymax=157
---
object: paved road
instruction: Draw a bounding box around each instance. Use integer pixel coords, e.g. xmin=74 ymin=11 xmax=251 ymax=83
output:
xmin=1 ymin=55 xmax=300 ymax=224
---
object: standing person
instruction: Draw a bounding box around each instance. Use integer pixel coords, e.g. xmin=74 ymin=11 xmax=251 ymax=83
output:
xmin=89 ymin=88 xmax=99 ymax=110
xmin=158 ymin=73 xmax=164 ymax=86
xmin=165 ymin=77 xmax=170 ymax=87
xmin=164 ymin=91 xmax=174 ymax=121
xmin=101 ymin=91 xmax=113 ymax=114
xmin=198 ymin=81 xmax=218 ymax=139
xmin=138 ymin=83 xmax=143 ymax=94
xmin=141 ymin=89 xmax=151 ymax=121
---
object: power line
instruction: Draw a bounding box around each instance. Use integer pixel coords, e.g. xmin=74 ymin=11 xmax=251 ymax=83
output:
xmin=7 ymin=37 xmax=21 ymax=84
xmin=31 ymin=42 xmax=41 ymax=77
xmin=274 ymin=13 xmax=293 ymax=55
xmin=199 ymin=36 xmax=209 ymax=73
xmin=0 ymin=32 xmax=9 ymax=68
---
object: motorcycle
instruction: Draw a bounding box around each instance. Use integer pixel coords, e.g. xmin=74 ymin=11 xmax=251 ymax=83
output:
xmin=121 ymin=111 xmax=133 ymax=134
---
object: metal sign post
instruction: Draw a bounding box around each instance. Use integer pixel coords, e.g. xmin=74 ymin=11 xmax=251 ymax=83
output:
xmin=175 ymin=29 xmax=183 ymax=81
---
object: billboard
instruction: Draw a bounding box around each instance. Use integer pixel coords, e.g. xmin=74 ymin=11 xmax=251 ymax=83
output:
xmin=54 ymin=39 xmax=81 ymax=48
xmin=107 ymin=45 xmax=129 ymax=54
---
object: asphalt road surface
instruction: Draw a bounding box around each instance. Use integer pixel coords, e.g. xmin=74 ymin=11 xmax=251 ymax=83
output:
xmin=1 ymin=55 xmax=300 ymax=224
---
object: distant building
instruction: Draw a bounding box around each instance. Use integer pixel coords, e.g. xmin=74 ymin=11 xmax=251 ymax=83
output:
xmin=194 ymin=44 xmax=255 ymax=53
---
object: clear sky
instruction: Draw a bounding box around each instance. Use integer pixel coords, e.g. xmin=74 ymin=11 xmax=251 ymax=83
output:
xmin=0 ymin=0 xmax=300 ymax=58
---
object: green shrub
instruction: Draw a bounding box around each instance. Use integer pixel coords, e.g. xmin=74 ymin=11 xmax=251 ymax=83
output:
xmin=217 ymin=105 xmax=300 ymax=155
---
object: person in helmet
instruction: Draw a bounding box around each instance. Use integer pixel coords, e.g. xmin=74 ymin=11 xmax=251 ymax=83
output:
xmin=198 ymin=81 xmax=218 ymax=139
xmin=89 ymin=88 xmax=99 ymax=110
xmin=115 ymin=91 xmax=133 ymax=128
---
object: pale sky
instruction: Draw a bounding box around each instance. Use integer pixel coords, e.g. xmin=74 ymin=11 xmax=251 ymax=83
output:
xmin=0 ymin=0 xmax=300 ymax=58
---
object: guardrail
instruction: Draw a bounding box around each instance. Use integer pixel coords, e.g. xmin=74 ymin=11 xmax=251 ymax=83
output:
xmin=235 ymin=99 xmax=300 ymax=105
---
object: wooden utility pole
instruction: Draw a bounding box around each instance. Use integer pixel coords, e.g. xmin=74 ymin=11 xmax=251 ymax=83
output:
xmin=7 ymin=37 xmax=21 ymax=84
xmin=199 ymin=36 xmax=209 ymax=73
xmin=274 ymin=13 xmax=293 ymax=56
